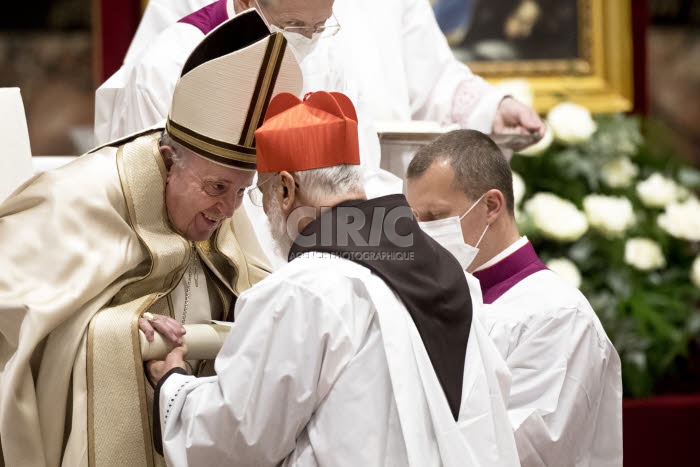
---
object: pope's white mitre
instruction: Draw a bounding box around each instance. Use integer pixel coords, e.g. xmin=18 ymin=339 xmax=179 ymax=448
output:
xmin=166 ymin=8 xmax=303 ymax=170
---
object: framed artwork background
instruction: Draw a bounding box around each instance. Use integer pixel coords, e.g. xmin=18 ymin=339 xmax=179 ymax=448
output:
xmin=97 ymin=0 xmax=638 ymax=114
xmin=438 ymin=0 xmax=635 ymax=114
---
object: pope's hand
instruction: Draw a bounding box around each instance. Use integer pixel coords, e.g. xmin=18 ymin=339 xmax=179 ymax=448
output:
xmin=146 ymin=345 xmax=188 ymax=387
xmin=492 ymin=96 xmax=545 ymax=137
xmin=139 ymin=313 xmax=186 ymax=345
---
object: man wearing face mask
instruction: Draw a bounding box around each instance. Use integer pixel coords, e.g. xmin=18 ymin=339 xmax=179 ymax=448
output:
xmin=94 ymin=0 xmax=338 ymax=145
xmin=406 ymin=129 xmax=623 ymax=467
xmin=99 ymin=0 xmax=544 ymax=145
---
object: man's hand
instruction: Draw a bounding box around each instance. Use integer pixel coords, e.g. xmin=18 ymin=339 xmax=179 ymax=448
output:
xmin=492 ymin=97 xmax=545 ymax=137
xmin=146 ymin=345 xmax=188 ymax=387
xmin=139 ymin=313 xmax=186 ymax=345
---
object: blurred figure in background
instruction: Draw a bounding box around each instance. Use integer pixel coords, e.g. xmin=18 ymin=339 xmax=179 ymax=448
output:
xmin=95 ymin=0 xmax=544 ymax=149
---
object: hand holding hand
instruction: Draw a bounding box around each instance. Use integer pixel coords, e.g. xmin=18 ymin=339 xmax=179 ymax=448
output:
xmin=139 ymin=312 xmax=186 ymax=345
xmin=146 ymin=345 xmax=188 ymax=387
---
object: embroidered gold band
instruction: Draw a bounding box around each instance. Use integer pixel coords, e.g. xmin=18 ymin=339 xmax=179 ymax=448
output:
xmin=166 ymin=119 xmax=257 ymax=170
xmin=240 ymin=32 xmax=287 ymax=147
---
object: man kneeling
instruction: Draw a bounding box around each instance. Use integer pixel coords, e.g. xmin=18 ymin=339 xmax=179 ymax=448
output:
xmin=146 ymin=92 xmax=519 ymax=466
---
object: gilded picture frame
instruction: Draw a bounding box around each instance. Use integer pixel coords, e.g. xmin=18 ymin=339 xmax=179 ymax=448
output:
xmin=442 ymin=0 xmax=634 ymax=113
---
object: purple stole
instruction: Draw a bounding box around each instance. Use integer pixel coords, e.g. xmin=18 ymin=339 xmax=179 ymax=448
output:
xmin=178 ymin=0 xmax=228 ymax=34
xmin=472 ymin=242 xmax=548 ymax=304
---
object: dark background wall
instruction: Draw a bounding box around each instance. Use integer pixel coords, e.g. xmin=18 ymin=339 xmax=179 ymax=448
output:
xmin=647 ymin=0 xmax=700 ymax=166
xmin=0 ymin=0 xmax=92 ymax=155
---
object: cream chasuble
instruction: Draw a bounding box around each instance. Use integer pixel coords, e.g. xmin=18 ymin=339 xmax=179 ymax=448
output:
xmin=0 ymin=131 xmax=270 ymax=467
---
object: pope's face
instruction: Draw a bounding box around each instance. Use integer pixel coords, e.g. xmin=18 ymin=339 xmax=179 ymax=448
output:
xmin=406 ymin=159 xmax=487 ymax=247
xmin=164 ymin=152 xmax=254 ymax=242
xmin=257 ymin=0 xmax=334 ymax=38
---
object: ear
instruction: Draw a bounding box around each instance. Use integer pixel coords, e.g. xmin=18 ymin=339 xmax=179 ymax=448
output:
xmin=484 ymin=188 xmax=506 ymax=224
xmin=279 ymin=170 xmax=298 ymax=214
xmin=160 ymin=145 xmax=176 ymax=171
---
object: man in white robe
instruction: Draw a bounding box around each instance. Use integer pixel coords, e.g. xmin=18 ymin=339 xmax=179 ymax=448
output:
xmin=96 ymin=0 xmax=543 ymax=144
xmin=94 ymin=0 xmax=338 ymax=146
xmin=0 ymin=12 xmax=301 ymax=467
xmin=406 ymin=129 xmax=623 ymax=467
xmin=146 ymin=91 xmax=520 ymax=466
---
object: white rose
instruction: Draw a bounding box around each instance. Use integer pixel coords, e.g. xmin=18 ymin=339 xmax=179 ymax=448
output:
xmin=636 ymin=173 xmax=686 ymax=208
xmin=602 ymin=157 xmax=639 ymax=188
xmin=524 ymin=192 xmax=588 ymax=242
xmin=495 ymin=78 xmax=534 ymax=107
xmin=547 ymin=102 xmax=597 ymax=145
xmin=516 ymin=122 xmax=553 ymax=157
xmin=583 ymin=194 xmax=636 ymax=236
xmin=546 ymin=257 xmax=582 ymax=288
xmin=624 ymin=238 xmax=666 ymax=271
xmin=691 ymin=255 xmax=700 ymax=288
xmin=658 ymin=197 xmax=700 ymax=241
xmin=512 ymin=171 xmax=526 ymax=207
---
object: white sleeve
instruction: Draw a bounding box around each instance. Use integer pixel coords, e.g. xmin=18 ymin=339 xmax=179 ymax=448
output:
xmin=158 ymin=278 xmax=356 ymax=467
xmin=123 ymin=0 xmax=211 ymax=64
xmin=400 ymin=0 xmax=506 ymax=132
xmin=93 ymin=24 xmax=202 ymax=146
xmin=506 ymin=306 xmax=622 ymax=467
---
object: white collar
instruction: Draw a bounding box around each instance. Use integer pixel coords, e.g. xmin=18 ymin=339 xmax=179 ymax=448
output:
xmin=474 ymin=236 xmax=529 ymax=272
xmin=226 ymin=0 xmax=235 ymax=19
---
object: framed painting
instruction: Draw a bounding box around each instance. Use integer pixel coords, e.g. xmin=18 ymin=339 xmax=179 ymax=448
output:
xmin=432 ymin=0 xmax=634 ymax=113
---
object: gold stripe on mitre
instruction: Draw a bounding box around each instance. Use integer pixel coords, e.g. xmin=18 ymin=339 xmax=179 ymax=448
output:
xmin=166 ymin=118 xmax=258 ymax=171
xmin=239 ymin=32 xmax=287 ymax=147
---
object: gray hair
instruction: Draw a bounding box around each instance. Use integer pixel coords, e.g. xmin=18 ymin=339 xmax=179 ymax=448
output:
xmin=406 ymin=129 xmax=515 ymax=216
xmin=160 ymin=130 xmax=195 ymax=168
xmin=287 ymin=164 xmax=364 ymax=205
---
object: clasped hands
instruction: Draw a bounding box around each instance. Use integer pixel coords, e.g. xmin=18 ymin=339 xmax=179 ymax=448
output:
xmin=139 ymin=312 xmax=187 ymax=387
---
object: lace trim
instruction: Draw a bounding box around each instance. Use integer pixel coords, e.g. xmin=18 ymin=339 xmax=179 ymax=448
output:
xmin=450 ymin=76 xmax=493 ymax=126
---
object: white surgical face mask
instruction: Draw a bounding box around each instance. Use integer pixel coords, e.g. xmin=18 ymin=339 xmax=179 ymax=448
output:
xmin=269 ymin=26 xmax=322 ymax=63
xmin=418 ymin=194 xmax=489 ymax=270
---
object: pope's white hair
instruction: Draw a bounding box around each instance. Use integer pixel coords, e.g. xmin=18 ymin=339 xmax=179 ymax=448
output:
xmin=288 ymin=164 xmax=364 ymax=205
xmin=160 ymin=130 xmax=195 ymax=168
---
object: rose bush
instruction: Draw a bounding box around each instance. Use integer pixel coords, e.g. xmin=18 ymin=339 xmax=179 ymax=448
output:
xmin=636 ymin=172 xmax=687 ymax=208
xmin=524 ymin=192 xmax=588 ymax=242
xmin=510 ymin=100 xmax=700 ymax=397
xmin=657 ymin=197 xmax=700 ymax=242
xmin=624 ymin=238 xmax=666 ymax=271
xmin=583 ymin=194 xmax=636 ymax=236
xmin=602 ymin=157 xmax=639 ymax=188
xmin=547 ymin=102 xmax=597 ymax=145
